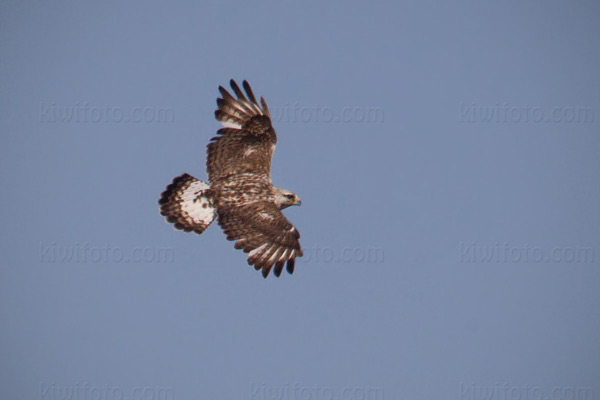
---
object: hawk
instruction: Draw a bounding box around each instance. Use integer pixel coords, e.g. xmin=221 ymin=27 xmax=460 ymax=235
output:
xmin=159 ymin=80 xmax=302 ymax=278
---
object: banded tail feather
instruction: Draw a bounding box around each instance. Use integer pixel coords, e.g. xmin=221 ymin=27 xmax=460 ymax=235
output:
xmin=159 ymin=173 xmax=216 ymax=234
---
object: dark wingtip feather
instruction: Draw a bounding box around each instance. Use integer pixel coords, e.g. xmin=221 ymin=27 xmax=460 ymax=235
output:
xmin=230 ymin=79 xmax=246 ymax=100
xmin=261 ymin=264 xmax=273 ymax=278
xmin=274 ymin=261 xmax=285 ymax=277
xmin=218 ymin=85 xmax=229 ymax=98
xmin=260 ymin=96 xmax=271 ymax=117
xmin=243 ymin=80 xmax=258 ymax=104
xmin=286 ymin=258 xmax=295 ymax=274
xmin=215 ymin=80 xmax=270 ymax=129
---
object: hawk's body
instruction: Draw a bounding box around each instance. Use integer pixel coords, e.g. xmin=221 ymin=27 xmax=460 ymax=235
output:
xmin=159 ymin=80 xmax=302 ymax=278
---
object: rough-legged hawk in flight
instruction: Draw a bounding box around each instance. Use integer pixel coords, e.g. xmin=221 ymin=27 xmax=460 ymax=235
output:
xmin=159 ymin=80 xmax=302 ymax=278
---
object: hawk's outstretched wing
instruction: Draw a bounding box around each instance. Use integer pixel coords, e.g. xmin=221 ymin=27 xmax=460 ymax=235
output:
xmin=217 ymin=201 xmax=302 ymax=278
xmin=207 ymin=80 xmax=276 ymax=184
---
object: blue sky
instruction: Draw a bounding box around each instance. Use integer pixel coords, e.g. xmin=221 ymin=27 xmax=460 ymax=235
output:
xmin=1 ymin=1 xmax=599 ymax=399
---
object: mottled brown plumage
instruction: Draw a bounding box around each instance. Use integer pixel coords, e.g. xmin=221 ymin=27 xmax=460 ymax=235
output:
xmin=159 ymin=80 xmax=302 ymax=278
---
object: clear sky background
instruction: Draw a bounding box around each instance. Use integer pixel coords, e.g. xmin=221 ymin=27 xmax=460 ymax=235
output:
xmin=1 ymin=1 xmax=599 ymax=399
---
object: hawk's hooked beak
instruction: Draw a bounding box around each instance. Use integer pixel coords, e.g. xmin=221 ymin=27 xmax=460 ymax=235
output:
xmin=293 ymin=195 xmax=302 ymax=206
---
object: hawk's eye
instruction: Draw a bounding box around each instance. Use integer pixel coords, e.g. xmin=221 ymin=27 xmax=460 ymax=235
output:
xmin=285 ymin=194 xmax=294 ymax=199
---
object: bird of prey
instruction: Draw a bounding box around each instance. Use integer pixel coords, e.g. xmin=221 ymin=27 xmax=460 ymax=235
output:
xmin=159 ymin=80 xmax=302 ymax=278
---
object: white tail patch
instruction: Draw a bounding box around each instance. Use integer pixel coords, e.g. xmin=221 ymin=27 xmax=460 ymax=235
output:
xmin=159 ymin=174 xmax=216 ymax=234
xmin=179 ymin=180 xmax=215 ymax=226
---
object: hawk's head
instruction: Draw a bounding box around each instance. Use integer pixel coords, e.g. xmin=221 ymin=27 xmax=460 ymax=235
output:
xmin=274 ymin=187 xmax=301 ymax=209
